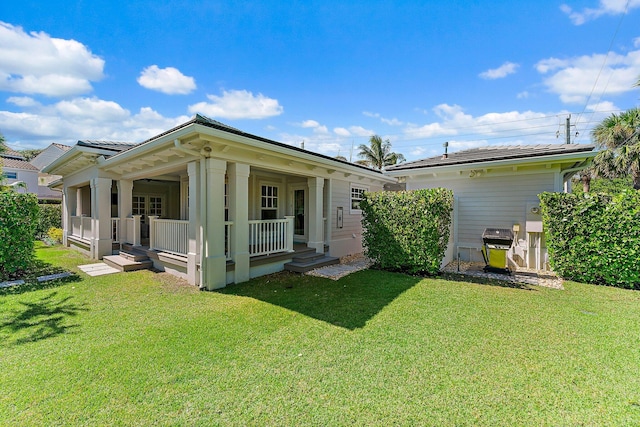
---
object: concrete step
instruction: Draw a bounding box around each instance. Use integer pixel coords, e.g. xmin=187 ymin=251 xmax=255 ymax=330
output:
xmin=103 ymin=254 xmax=153 ymax=272
xmin=284 ymin=255 xmax=340 ymax=273
xmin=291 ymin=250 xmax=326 ymax=264
xmin=119 ymin=250 xmax=150 ymax=262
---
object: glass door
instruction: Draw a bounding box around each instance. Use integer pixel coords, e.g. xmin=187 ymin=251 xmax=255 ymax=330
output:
xmin=290 ymin=185 xmax=306 ymax=242
xmin=132 ymin=195 xmax=164 ymax=239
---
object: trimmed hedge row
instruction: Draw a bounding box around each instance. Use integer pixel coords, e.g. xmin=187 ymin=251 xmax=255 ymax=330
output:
xmin=360 ymin=188 xmax=453 ymax=275
xmin=539 ymin=190 xmax=640 ymax=289
xmin=0 ymin=192 xmax=39 ymax=281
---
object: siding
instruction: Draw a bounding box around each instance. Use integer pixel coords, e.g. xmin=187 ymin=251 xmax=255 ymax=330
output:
xmin=407 ymin=171 xmax=556 ymax=261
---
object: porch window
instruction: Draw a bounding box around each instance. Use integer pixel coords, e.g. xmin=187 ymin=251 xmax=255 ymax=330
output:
xmin=350 ymin=185 xmax=368 ymax=213
xmin=261 ymin=184 xmax=278 ymax=220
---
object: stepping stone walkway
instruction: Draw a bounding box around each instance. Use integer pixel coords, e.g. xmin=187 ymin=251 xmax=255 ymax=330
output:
xmin=0 ymin=272 xmax=73 ymax=289
xmin=306 ymin=256 xmax=372 ymax=280
xmin=78 ymin=263 xmax=120 ymax=277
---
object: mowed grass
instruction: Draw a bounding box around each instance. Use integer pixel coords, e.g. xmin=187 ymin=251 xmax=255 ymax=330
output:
xmin=1 ymin=245 xmax=640 ymax=426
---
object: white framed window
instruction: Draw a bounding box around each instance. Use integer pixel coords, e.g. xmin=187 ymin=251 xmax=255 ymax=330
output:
xmin=350 ymin=185 xmax=368 ymax=214
xmin=260 ymin=184 xmax=279 ymax=220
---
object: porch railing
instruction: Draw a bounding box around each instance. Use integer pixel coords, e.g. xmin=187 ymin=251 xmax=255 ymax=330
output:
xmin=249 ymin=217 xmax=294 ymax=257
xmin=70 ymin=216 xmax=92 ymax=241
xmin=149 ymin=217 xmax=189 ymax=256
xmin=111 ymin=218 xmax=120 ymax=243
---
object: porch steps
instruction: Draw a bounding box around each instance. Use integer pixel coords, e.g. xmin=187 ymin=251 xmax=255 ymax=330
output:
xmin=103 ymin=250 xmax=153 ymax=272
xmin=284 ymin=249 xmax=339 ymax=273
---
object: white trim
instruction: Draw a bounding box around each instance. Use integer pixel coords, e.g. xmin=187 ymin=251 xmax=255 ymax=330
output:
xmin=350 ymin=184 xmax=368 ymax=214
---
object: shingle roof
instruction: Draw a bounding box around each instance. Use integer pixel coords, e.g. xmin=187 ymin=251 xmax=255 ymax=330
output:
xmin=387 ymin=144 xmax=596 ymax=171
xmin=1 ymin=157 xmax=39 ymax=171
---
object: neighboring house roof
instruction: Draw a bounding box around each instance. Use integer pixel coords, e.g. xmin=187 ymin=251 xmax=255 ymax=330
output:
xmin=386 ymin=144 xmax=596 ymax=172
xmin=77 ymin=140 xmax=138 ymax=153
xmin=30 ymin=143 xmax=72 ymax=170
xmin=37 ymin=185 xmax=62 ymax=200
xmin=1 ymin=157 xmax=39 ymax=171
xmin=0 ymin=144 xmax=26 ymax=160
xmin=52 ymin=143 xmax=72 ymax=151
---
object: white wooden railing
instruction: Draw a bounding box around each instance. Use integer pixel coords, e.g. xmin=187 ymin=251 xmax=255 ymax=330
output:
xmin=111 ymin=218 xmax=120 ymax=243
xmin=249 ymin=217 xmax=294 ymax=257
xmin=149 ymin=217 xmax=189 ymax=256
xmin=70 ymin=216 xmax=92 ymax=241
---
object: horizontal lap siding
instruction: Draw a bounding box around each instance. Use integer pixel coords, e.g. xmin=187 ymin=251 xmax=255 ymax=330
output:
xmin=407 ymin=172 xmax=555 ymax=248
xmin=330 ymin=178 xmax=384 ymax=242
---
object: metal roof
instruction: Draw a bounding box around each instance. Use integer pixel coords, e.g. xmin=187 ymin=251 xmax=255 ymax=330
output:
xmin=77 ymin=140 xmax=138 ymax=153
xmin=386 ymin=144 xmax=596 ymax=171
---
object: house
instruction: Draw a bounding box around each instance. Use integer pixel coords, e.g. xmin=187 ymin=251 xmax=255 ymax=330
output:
xmin=43 ymin=114 xmax=395 ymax=290
xmin=31 ymin=143 xmax=71 ymax=201
xmin=1 ymin=144 xmax=40 ymax=195
xmin=385 ymin=144 xmax=596 ymax=270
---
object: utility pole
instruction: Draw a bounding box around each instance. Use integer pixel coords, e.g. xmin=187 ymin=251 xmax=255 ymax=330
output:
xmin=566 ymin=115 xmax=571 ymax=144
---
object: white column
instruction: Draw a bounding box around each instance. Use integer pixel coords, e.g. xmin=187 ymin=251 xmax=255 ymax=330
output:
xmin=307 ymin=177 xmax=325 ymax=253
xmin=91 ymin=177 xmax=113 ymax=259
xmin=228 ymin=162 xmax=250 ymax=283
xmin=62 ymin=185 xmax=76 ymax=246
xmin=76 ymin=187 xmax=83 ymax=216
xmin=148 ymin=216 xmax=158 ymax=250
xmin=187 ymin=161 xmax=200 ymax=286
xmin=117 ymin=180 xmax=133 ymax=245
xmin=202 ymin=158 xmax=227 ymax=290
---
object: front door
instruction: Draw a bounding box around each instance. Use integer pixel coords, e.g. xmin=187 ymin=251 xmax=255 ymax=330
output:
xmin=133 ymin=195 xmax=164 ymax=238
xmin=290 ymin=184 xmax=306 ymax=242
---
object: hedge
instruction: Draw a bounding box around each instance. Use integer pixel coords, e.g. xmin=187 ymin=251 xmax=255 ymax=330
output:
xmin=35 ymin=203 xmax=62 ymax=239
xmin=360 ymin=188 xmax=453 ymax=275
xmin=0 ymin=191 xmax=39 ymax=281
xmin=539 ymin=190 xmax=640 ymax=289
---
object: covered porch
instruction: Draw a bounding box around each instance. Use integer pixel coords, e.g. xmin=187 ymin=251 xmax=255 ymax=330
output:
xmin=62 ymin=159 xmax=332 ymax=290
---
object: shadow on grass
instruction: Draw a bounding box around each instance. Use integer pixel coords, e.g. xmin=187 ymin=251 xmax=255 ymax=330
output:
xmin=218 ymin=269 xmax=421 ymax=330
xmin=439 ymin=272 xmax=537 ymax=290
xmin=0 ymin=291 xmax=88 ymax=345
xmin=0 ymin=259 xmax=81 ymax=296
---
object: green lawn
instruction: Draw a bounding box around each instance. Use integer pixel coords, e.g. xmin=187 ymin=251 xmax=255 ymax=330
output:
xmin=1 ymin=245 xmax=640 ymax=426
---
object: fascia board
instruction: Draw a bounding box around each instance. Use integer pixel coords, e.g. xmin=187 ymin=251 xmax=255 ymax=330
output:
xmin=385 ymin=151 xmax=597 ymax=178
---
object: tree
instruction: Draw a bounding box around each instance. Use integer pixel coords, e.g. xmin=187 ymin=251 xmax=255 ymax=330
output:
xmin=357 ymin=135 xmax=405 ymax=170
xmin=18 ymin=148 xmax=43 ymax=161
xmin=591 ymin=108 xmax=640 ymax=189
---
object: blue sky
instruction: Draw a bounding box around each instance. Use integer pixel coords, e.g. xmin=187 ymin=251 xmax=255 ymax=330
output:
xmin=1 ymin=0 xmax=639 ymax=161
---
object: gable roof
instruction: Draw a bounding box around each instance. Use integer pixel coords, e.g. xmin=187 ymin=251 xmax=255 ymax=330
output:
xmin=0 ymin=144 xmax=26 ymax=161
xmin=386 ymin=144 xmax=596 ymax=172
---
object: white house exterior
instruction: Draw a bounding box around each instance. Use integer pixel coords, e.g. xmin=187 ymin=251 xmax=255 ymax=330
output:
xmin=43 ymin=115 xmax=394 ymax=290
xmin=385 ymin=144 xmax=596 ymax=270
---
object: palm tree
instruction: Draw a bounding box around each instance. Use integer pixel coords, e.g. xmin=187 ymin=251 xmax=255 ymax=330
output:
xmin=591 ymin=108 xmax=640 ymax=189
xmin=357 ymin=135 xmax=405 ymax=170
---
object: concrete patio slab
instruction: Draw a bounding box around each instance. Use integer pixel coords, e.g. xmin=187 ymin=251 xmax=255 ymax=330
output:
xmin=78 ymin=263 xmax=120 ymax=277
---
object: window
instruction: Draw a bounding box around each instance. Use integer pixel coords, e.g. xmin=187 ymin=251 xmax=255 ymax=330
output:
xmin=261 ymin=184 xmax=278 ymax=220
xmin=3 ymin=171 xmax=17 ymax=179
xmin=350 ymin=185 xmax=368 ymax=213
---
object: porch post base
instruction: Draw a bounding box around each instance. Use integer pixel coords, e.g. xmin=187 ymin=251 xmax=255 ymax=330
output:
xmin=95 ymin=238 xmax=114 ymax=259
xmin=233 ymin=251 xmax=250 ymax=284
xmin=204 ymin=255 xmax=227 ymax=290
xmin=308 ymin=240 xmax=325 ymax=254
xmin=187 ymin=252 xmax=199 ymax=286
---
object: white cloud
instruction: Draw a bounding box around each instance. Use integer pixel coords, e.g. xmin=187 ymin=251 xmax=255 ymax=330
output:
xmin=634 ymin=37 xmax=640 ymax=48
xmin=0 ymin=97 xmax=189 ymax=147
xmin=479 ymin=62 xmax=519 ymax=79
xmin=347 ymin=126 xmax=375 ymax=137
xmin=7 ymin=96 xmax=40 ymax=107
xmin=363 ymin=111 xmax=403 ymax=126
xmin=188 ymin=89 xmax=283 ymax=119
xmin=0 ymin=21 xmax=104 ymax=97
xmin=333 ymin=127 xmax=351 ymax=137
xmin=300 ymin=119 xmax=319 ymax=128
xmin=137 ymin=65 xmax=196 ymax=95
xmin=535 ymin=50 xmax=640 ymax=103
xmin=517 ymin=91 xmax=530 ymax=99
xmin=561 ymin=0 xmax=640 ymax=25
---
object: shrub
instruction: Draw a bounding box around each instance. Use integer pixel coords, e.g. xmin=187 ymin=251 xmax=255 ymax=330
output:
xmin=35 ymin=203 xmax=62 ymax=239
xmin=47 ymin=227 xmax=63 ymax=244
xmin=360 ymin=188 xmax=453 ymax=275
xmin=0 ymin=191 xmax=39 ymax=281
xmin=540 ymin=190 xmax=640 ymax=288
